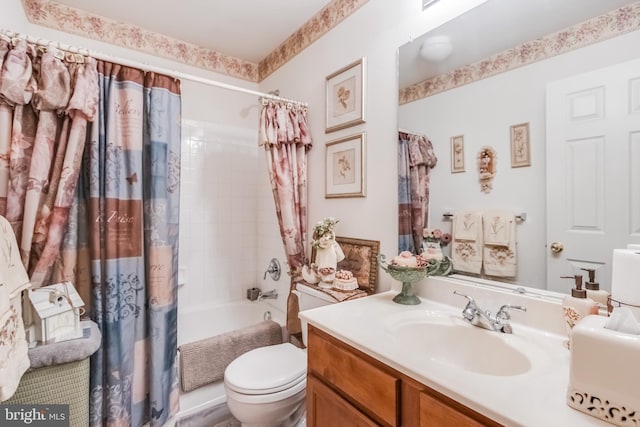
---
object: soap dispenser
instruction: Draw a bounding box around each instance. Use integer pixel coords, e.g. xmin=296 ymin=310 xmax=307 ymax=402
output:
xmin=560 ymin=275 xmax=598 ymax=345
xmin=580 ymin=268 xmax=609 ymax=306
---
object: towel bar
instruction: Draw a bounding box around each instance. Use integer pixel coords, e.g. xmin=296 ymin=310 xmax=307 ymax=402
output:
xmin=442 ymin=211 xmax=526 ymax=222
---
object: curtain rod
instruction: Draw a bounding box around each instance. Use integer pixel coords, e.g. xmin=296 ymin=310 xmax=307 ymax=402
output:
xmin=0 ymin=29 xmax=308 ymax=108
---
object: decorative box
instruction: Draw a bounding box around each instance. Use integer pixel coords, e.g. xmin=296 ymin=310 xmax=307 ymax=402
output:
xmin=567 ymin=315 xmax=640 ymax=426
xmin=28 ymin=282 xmax=85 ymax=344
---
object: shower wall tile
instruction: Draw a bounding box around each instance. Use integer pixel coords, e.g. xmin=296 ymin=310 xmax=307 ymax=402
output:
xmin=178 ymin=120 xmax=260 ymax=311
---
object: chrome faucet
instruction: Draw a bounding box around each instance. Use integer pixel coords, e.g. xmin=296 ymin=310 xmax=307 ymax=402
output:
xmin=453 ymin=291 xmax=526 ymax=334
xmin=258 ymin=289 xmax=278 ymax=301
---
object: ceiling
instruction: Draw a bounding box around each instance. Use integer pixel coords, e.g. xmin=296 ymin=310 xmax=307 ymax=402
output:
xmin=399 ymin=0 xmax=638 ymax=89
xmin=51 ymin=0 xmax=332 ymax=63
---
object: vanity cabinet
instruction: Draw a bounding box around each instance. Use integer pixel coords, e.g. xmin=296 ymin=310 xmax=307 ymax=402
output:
xmin=307 ymin=325 xmax=502 ymax=427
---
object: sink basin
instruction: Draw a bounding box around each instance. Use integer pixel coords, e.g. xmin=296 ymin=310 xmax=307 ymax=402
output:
xmin=390 ymin=314 xmax=532 ymax=376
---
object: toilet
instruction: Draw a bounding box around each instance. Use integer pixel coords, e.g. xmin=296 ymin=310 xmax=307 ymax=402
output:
xmin=224 ymin=285 xmax=336 ymax=427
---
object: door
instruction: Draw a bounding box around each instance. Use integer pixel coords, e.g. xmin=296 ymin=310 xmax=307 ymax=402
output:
xmin=546 ymin=58 xmax=640 ymax=293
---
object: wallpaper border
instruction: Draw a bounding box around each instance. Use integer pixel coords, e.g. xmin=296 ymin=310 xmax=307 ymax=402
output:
xmin=399 ymin=2 xmax=640 ymax=104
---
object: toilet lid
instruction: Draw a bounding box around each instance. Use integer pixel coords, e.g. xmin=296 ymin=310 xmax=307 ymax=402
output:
xmin=224 ymin=343 xmax=307 ymax=395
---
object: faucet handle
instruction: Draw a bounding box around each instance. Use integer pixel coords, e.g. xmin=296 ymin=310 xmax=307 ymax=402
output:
xmin=453 ymin=291 xmax=479 ymax=308
xmin=496 ymin=304 xmax=527 ymax=321
xmin=454 ymin=291 xmax=479 ymax=321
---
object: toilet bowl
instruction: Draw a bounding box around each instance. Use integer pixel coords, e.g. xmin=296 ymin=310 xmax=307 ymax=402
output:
xmin=224 ymin=285 xmax=334 ymax=427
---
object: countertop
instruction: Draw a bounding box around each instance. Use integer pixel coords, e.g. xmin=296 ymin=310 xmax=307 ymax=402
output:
xmin=299 ymin=283 xmax=610 ymax=427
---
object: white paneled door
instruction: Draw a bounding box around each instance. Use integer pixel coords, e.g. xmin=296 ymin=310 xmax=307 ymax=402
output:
xmin=546 ymin=58 xmax=640 ymax=294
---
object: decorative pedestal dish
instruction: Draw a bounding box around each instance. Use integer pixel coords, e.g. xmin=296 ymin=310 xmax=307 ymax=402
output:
xmin=378 ymin=254 xmax=452 ymax=305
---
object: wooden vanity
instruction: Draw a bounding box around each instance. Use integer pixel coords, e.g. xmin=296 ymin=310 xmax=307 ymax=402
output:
xmin=306 ymin=325 xmax=501 ymax=427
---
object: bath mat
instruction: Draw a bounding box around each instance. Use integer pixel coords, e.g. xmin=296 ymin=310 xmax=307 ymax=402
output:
xmin=178 ymin=320 xmax=282 ymax=392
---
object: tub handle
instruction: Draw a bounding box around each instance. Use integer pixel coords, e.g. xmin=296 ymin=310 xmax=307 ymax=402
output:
xmin=263 ymin=258 xmax=281 ymax=281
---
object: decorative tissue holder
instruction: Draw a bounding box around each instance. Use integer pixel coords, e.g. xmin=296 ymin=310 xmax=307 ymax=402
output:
xmin=567 ymin=315 xmax=640 ymax=425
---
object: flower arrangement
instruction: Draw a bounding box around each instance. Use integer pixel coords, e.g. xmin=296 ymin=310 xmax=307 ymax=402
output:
xmin=312 ymin=217 xmax=339 ymax=249
xmin=423 ymin=228 xmax=452 ymax=247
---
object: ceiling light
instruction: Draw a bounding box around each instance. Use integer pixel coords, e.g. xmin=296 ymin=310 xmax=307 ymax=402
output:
xmin=419 ymin=35 xmax=453 ymax=62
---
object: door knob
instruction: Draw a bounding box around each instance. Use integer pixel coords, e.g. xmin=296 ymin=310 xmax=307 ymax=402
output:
xmin=550 ymin=241 xmax=564 ymax=253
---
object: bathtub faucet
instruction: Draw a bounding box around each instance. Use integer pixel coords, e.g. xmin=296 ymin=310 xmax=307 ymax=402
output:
xmin=258 ymin=289 xmax=278 ymax=301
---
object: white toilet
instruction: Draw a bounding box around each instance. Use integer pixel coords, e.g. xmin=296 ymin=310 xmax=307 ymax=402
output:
xmin=223 ymin=285 xmax=335 ymax=427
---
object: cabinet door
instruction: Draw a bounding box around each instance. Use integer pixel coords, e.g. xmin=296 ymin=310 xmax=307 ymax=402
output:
xmin=307 ymin=374 xmax=380 ymax=427
xmin=308 ymin=326 xmax=399 ymax=426
xmin=419 ymin=391 xmax=488 ymax=427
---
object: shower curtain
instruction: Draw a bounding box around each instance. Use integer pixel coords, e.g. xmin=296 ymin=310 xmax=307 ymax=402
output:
xmin=0 ymin=37 xmax=98 ymax=288
xmin=398 ymin=131 xmax=437 ymax=253
xmin=80 ymin=62 xmax=182 ymax=427
xmin=259 ymin=101 xmax=312 ymax=340
xmin=1 ymin=34 xmax=181 ymax=426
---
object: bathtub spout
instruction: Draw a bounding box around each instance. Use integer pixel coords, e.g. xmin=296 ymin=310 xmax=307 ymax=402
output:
xmin=258 ymin=289 xmax=278 ymax=301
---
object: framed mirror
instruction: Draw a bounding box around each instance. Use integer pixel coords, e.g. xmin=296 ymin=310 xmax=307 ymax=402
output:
xmin=397 ymin=0 xmax=640 ymax=292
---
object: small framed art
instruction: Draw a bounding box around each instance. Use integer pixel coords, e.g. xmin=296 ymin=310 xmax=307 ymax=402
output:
xmin=325 ymin=132 xmax=366 ymax=198
xmin=325 ymin=58 xmax=366 ymax=133
xmin=450 ymin=134 xmax=465 ymax=173
xmin=510 ymin=122 xmax=531 ymax=167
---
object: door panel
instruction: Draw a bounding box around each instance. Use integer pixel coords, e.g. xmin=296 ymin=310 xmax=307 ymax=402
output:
xmin=546 ymin=58 xmax=640 ymax=293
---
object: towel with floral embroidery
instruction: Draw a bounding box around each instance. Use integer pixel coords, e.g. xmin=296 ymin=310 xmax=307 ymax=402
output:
xmin=451 ymin=211 xmax=483 ymax=274
xmin=482 ymin=210 xmax=516 ymax=277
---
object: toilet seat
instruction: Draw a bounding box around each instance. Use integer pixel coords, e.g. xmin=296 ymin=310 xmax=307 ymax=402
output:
xmin=224 ymin=343 xmax=307 ymax=396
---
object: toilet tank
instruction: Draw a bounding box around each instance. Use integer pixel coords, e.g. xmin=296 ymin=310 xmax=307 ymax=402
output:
xmin=294 ymin=283 xmax=336 ymax=346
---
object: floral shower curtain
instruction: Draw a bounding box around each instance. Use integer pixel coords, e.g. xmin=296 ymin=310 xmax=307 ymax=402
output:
xmin=81 ymin=62 xmax=181 ymax=427
xmin=398 ymin=131 xmax=437 ymax=253
xmin=1 ymin=34 xmax=180 ymax=427
xmin=0 ymin=36 xmax=98 ymax=287
xmin=259 ymin=101 xmax=312 ymax=339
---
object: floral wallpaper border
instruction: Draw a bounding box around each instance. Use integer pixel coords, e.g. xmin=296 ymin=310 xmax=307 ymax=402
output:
xmin=21 ymin=0 xmax=259 ymax=81
xmin=20 ymin=0 xmax=369 ymax=83
xmin=400 ymin=2 xmax=640 ymax=105
xmin=258 ymin=0 xmax=369 ymax=81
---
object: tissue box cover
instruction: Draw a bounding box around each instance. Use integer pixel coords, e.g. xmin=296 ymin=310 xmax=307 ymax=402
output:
xmin=567 ymin=315 xmax=640 ymax=425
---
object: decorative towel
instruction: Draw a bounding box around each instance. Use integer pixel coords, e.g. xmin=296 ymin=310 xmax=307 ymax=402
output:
xmin=451 ymin=211 xmax=483 ymax=274
xmin=482 ymin=210 xmax=517 ymax=277
xmin=483 ymin=210 xmax=511 ymax=245
xmin=178 ymin=320 xmax=283 ymax=393
xmin=453 ymin=210 xmax=480 ymax=241
xmin=0 ymin=215 xmax=31 ymax=402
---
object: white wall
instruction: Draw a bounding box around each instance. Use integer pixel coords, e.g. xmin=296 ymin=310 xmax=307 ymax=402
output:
xmin=399 ymin=30 xmax=640 ymax=288
xmin=258 ymin=0 xmax=499 ymax=298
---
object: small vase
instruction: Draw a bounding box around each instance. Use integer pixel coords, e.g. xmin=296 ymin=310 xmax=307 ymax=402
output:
xmin=393 ymin=280 xmax=422 ymax=305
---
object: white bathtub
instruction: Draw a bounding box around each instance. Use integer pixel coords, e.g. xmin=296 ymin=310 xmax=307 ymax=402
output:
xmin=175 ymin=299 xmax=286 ymax=421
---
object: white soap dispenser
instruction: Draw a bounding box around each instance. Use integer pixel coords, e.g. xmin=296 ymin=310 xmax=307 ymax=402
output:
xmin=561 ymin=275 xmax=599 ymax=346
xmin=580 ymin=268 xmax=609 ymax=306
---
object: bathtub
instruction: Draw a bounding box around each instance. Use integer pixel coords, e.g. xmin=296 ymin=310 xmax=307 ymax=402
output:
xmin=175 ymin=299 xmax=286 ymax=421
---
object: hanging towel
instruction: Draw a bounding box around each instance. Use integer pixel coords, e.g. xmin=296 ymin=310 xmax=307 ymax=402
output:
xmin=453 ymin=210 xmax=480 ymax=241
xmin=0 ymin=215 xmax=31 ymax=402
xmin=451 ymin=211 xmax=483 ymax=274
xmin=482 ymin=210 xmax=517 ymax=277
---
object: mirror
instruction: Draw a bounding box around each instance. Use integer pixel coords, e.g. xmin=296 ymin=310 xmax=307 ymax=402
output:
xmin=398 ymin=0 xmax=640 ymax=291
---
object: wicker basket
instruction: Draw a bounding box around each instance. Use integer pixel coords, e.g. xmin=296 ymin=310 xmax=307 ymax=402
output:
xmin=3 ymin=358 xmax=90 ymax=427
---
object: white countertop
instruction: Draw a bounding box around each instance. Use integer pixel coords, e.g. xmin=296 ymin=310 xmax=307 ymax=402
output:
xmin=299 ymin=281 xmax=610 ymax=427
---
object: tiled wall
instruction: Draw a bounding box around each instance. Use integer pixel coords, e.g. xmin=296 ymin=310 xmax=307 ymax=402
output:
xmin=178 ymin=120 xmax=262 ymax=313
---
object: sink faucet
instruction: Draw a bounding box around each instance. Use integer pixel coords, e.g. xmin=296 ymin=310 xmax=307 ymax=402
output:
xmin=453 ymin=291 xmax=526 ymax=334
xmin=258 ymin=289 xmax=278 ymax=301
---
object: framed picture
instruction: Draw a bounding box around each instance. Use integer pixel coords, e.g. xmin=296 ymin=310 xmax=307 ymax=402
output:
xmin=325 ymin=132 xmax=366 ymax=198
xmin=450 ymin=135 xmax=465 ymax=173
xmin=325 ymin=58 xmax=366 ymax=133
xmin=335 ymin=236 xmax=380 ymax=295
xmin=310 ymin=236 xmax=380 ymax=295
xmin=510 ymin=122 xmax=531 ymax=167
